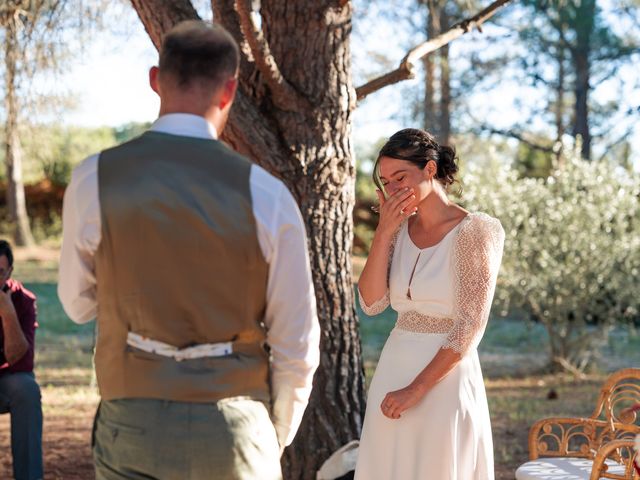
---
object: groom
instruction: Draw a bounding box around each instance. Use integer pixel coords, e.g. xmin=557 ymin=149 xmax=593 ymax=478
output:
xmin=58 ymin=20 xmax=320 ymax=479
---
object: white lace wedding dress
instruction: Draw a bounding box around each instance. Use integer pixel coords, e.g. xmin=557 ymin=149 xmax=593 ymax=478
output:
xmin=355 ymin=212 xmax=505 ymax=480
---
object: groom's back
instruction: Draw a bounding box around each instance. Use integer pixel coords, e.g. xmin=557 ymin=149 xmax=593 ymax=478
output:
xmin=93 ymin=130 xmax=270 ymax=403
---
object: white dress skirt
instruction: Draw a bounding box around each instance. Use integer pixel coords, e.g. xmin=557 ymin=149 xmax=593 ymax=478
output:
xmin=355 ymin=213 xmax=504 ymax=480
xmin=355 ymin=330 xmax=494 ymax=480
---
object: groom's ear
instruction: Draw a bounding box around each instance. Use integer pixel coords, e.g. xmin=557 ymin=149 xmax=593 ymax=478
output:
xmin=219 ymin=77 xmax=238 ymax=111
xmin=149 ymin=66 xmax=160 ymax=96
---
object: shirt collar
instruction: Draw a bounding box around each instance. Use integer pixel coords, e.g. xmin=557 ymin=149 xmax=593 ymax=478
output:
xmin=150 ymin=113 xmax=218 ymax=140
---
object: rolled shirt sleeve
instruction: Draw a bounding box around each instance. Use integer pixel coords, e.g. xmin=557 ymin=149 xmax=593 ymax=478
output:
xmin=251 ymin=166 xmax=320 ymax=447
xmin=58 ymin=155 xmax=101 ymax=324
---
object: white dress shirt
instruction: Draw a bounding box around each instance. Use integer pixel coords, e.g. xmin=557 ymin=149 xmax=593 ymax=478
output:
xmin=58 ymin=113 xmax=321 ymax=447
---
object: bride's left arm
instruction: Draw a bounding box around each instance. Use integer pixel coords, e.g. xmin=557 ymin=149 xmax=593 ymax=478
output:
xmin=381 ymin=216 xmax=505 ymax=419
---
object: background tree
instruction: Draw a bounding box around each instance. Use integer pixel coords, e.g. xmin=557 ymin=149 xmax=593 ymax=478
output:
xmin=478 ymin=0 xmax=640 ymax=161
xmin=128 ymin=0 xmax=511 ymax=476
xmin=352 ymin=0 xmax=486 ymax=145
xmin=0 ymin=0 xmax=103 ymax=246
xmin=461 ymin=146 xmax=640 ymax=372
xmin=0 ymin=1 xmax=45 ymax=246
xmin=420 ymin=0 xmax=486 ymax=143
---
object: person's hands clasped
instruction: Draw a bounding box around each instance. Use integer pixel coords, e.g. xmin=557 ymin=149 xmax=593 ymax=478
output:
xmin=380 ymin=384 xmax=425 ymax=420
xmin=375 ymin=187 xmax=417 ymax=238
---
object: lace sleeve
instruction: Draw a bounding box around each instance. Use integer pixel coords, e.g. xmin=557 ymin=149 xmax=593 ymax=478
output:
xmin=358 ymin=288 xmax=390 ymax=316
xmin=358 ymin=225 xmax=402 ymax=316
xmin=443 ymin=214 xmax=505 ymax=354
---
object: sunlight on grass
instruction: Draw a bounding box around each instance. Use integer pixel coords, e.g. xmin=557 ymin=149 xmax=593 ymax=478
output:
xmin=41 ymin=385 xmax=99 ymax=417
xmin=4 ymin=252 xmax=639 ymax=480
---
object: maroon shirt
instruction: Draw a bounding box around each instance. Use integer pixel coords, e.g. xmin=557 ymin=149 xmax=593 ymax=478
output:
xmin=0 ymin=279 xmax=37 ymax=374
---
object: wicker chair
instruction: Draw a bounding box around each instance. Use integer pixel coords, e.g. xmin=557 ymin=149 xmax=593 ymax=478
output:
xmin=515 ymin=368 xmax=640 ymax=480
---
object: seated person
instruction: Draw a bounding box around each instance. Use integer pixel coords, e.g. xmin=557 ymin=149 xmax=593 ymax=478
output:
xmin=0 ymin=240 xmax=42 ymax=480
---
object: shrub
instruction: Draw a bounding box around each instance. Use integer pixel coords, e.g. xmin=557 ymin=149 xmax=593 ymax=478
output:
xmin=461 ymin=148 xmax=640 ymax=372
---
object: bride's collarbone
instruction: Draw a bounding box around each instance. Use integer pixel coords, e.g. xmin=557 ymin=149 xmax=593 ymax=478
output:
xmin=408 ymin=215 xmax=465 ymax=249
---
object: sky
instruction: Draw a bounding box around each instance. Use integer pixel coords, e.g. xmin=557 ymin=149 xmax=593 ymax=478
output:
xmin=54 ymin=2 xmax=639 ymax=167
xmin=61 ymin=19 xmax=402 ymax=146
xmin=62 ymin=24 xmax=159 ymax=127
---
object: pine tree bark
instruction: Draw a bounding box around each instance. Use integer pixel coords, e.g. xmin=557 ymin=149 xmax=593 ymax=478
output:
xmin=439 ymin=8 xmax=451 ymax=144
xmin=555 ymin=47 xmax=565 ymax=143
xmin=4 ymin=15 xmax=35 ymax=247
xmin=571 ymin=0 xmax=595 ymax=160
xmin=422 ymin=0 xmax=451 ymax=144
xmin=130 ymin=1 xmax=365 ymax=477
xmin=423 ymin=1 xmax=438 ymax=136
xmin=573 ymin=52 xmax=591 ymax=160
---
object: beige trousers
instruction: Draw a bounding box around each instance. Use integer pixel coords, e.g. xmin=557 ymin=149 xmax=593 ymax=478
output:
xmin=93 ymin=397 xmax=282 ymax=480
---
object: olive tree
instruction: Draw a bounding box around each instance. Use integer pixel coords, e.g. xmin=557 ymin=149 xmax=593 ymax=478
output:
xmin=462 ymin=148 xmax=640 ymax=372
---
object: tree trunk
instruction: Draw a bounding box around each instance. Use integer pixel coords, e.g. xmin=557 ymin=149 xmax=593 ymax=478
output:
xmin=552 ymin=44 xmax=566 ymax=166
xmin=422 ymin=0 xmax=451 ymax=144
xmin=4 ymin=15 xmax=35 ymax=247
xmin=555 ymin=47 xmax=565 ymax=143
xmin=573 ymin=52 xmax=591 ymax=160
xmin=130 ymin=1 xmax=365 ymax=477
xmin=423 ymin=1 xmax=438 ymax=135
xmin=439 ymin=8 xmax=451 ymax=144
xmin=571 ymin=0 xmax=595 ymax=160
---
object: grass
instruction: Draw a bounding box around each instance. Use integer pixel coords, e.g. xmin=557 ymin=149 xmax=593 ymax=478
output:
xmin=1 ymin=249 xmax=639 ymax=479
xmin=0 ymin=251 xmax=97 ymax=479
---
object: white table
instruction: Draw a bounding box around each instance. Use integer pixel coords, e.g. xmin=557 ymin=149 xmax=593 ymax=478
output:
xmin=516 ymin=457 xmax=627 ymax=480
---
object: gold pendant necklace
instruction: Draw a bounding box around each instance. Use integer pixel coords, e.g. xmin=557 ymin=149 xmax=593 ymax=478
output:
xmin=406 ymin=252 xmax=421 ymax=300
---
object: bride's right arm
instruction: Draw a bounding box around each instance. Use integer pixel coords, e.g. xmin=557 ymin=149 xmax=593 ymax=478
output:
xmin=358 ymin=230 xmax=396 ymax=315
xmin=358 ymin=188 xmax=415 ymax=315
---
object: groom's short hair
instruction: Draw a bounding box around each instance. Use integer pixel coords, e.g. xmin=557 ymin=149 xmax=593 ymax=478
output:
xmin=159 ymin=20 xmax=239 ymax=90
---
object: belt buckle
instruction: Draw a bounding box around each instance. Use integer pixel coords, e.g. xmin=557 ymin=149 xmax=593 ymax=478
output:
xmin=173 ymin=350 xmax=187 ymax=362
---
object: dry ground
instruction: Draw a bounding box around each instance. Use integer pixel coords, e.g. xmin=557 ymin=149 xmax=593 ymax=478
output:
xmin=1 ymin=357 xmax=605 ymax=479
xmin=0 ymin=335 xmax=98 ymax=479
xmin=0 ymin=248 xmax=632 ymax=479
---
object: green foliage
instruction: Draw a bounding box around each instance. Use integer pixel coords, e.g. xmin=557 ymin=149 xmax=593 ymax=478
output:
xmin=515 ymin=141 xmax=555 ymax=179
xmin=461 ymin=146 xmax=640 ymax=371
xmin=355 ymin=139 xmax=386 ymax=202
xmin=0 ymin=122 xmax=153 ymax=244
xmin=0 ymin=122 xmax=151 ymax=186
xmin=20 ymin=125 xmax=116 ymax=185
xmin=114 ymin=122 xmax=152 ymax=144
xmin=30 ymin=214 xmax=63 ymax=245
xmin=353 ymin=139 xmax=387 ymax=254
xmin=15 ymin=259 xmax=93 ymax=336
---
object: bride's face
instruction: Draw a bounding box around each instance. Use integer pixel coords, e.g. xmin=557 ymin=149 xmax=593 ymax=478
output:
xmin=378 ymin=156 xmax=434 ymax=208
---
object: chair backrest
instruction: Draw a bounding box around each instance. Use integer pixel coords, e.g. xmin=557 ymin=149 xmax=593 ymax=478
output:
xmin=591 ymin=368 xmax=640 ymax=432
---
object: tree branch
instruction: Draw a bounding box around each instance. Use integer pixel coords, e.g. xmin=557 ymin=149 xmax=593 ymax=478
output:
xmin=233 ymin=0 xmax=310 ymax=112
xmin=552 ymin=355 xmax=588 ymax=378
xmin=355 ymin=0 xmax=514 ymax=102
xmin=596 ymin=125 xmax=635 ymax=162
xmin=482 ymin=125 xmax=557 ymax=154
xmin=547 ymin=15 xmax=576 ymax=55
xmin=129 ymin=0 xmax=200 ymax=50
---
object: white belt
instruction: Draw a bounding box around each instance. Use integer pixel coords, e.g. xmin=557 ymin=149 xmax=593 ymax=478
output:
xmin=126 ymin=332 xmax=233 ymax=362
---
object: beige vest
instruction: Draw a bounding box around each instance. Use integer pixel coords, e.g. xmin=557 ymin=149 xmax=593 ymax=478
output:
xmin=94 ymin=131 xmax=270 ymax=403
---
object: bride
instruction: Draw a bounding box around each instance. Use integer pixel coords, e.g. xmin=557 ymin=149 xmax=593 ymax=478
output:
xmin=355 ymin=128 xmax=504 ymax=480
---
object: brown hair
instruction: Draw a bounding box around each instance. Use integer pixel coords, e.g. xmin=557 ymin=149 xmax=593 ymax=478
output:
xmin=373 ymin=128 xmax=459 ymax=193
xmin=159 ymin=20 xmax=240 ymax=90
